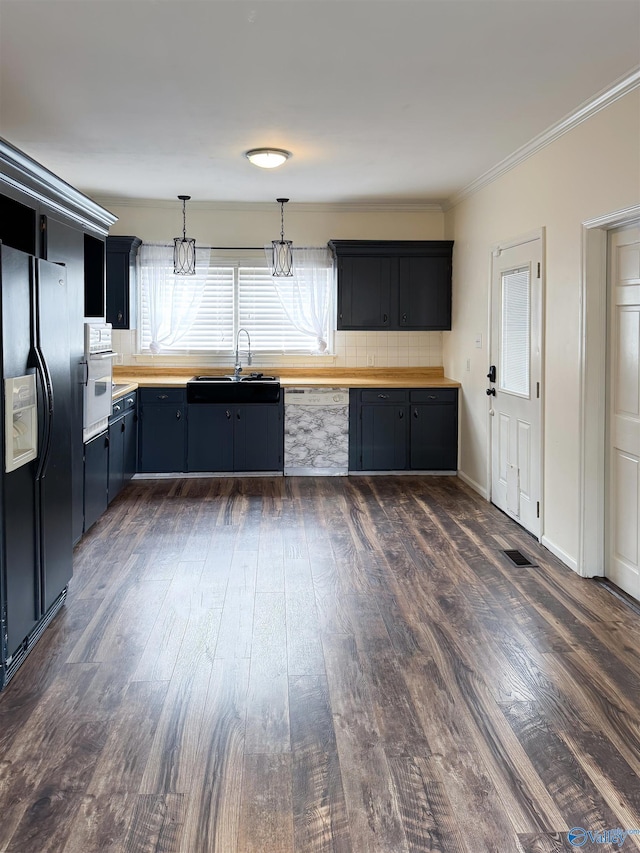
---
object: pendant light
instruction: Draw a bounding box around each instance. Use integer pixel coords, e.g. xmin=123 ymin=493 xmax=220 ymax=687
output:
xmin=173 ymin=195 xmax=196 ymax=275
xmin=272 ymin=198 xmax=293 ymax=277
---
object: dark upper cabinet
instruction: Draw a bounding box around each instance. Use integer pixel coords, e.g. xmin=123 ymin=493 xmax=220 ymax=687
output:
xmin=329 ymin=240 xmax=454 ymax=331
xmin=0 ymin=191 xmax=38 ymax=255
xmin=84 ymin=233 xmax=106 ymax=318
xmin=338 ymin=256 xmax=394 ymax=329
xmin=106 ymin=236 xmax=142 ymax=329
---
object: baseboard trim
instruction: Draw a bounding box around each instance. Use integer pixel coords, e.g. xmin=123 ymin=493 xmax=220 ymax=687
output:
xmin=541 ymin=535 xmax=578 ymax=574
xmin=457 ymin=470 xmax=488 ymax=499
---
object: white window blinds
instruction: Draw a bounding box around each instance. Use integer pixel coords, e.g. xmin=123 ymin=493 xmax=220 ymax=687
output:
xmin=139 ymin=250 xmax=332 ymax=354
xmin=500 ymin=265 xmax=530 ymax=396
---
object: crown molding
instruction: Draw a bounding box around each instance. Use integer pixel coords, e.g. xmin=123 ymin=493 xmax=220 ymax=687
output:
xmin=0 ymin=136 xmax=118 ymax=232
xmin=444 ymin=66 xmax=640 ymax=212
xmin=90 ymin=197 xmax=444 ymax=214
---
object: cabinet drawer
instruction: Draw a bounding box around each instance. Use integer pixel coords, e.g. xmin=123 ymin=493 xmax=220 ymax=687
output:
xmin=139 ymin=387 xmax=185 ymax=404
xmin=410 ymin=388 xmax=458 ymax=404
xmin=359 ymin=389 xmax=408 ymax=404
xmin=111 ymin=391 xmax=137 ymax=419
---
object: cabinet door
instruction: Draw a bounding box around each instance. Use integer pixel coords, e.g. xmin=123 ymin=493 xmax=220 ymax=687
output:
xmin=187 ymin=405 xmax=233 ymax=472
xmin=108 ymin=418 xmax=125 ymax=503
xmin=234 ymin=405 xmax=282 ymax=471
xmin=106 ymin=250 xmax=129 ymax=328
xmin=410 ymin=401 xmax=458 ymax=470
xmin=360 ymin=405 xmax=408 ymax=470
xmin=123 ymin=408 xmax=138 ymax=483
xmin=106 ymin=236 xmax=141 ymax=329
xmin=398 ymin=256 xmax=452 ymax=330
xmin=338 ymin=256 xmax=393 ymax=330
xmin=139 ymin=404 xmax=186 ymax=473
xmin=84 ymin=431 xmax=109 ymax=531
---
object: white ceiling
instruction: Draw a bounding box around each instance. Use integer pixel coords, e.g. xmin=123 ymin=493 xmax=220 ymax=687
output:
xmin=1 ymin=0 xmax=639 ymax=206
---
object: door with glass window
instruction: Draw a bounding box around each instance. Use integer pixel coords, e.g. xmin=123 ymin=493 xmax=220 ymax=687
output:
xmin=489 ymin=235 xmax=543 ymax=537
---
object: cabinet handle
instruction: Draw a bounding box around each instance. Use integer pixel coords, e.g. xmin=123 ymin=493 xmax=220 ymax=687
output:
xmin=157 ymin=394 xmax=169 ymax=400
xmin=402 ymin=313 xmax=407 ymax=323
xmin=413 ymin=408 xmax=418 ymax=418
xmin=121 ymin=422 xmax=125 ymax=433
xmin=378 ymin=394 xmax=390 ymax=399
xmin=226 ymin=410 xmax=231 ymax=419
xmin=176 ymin=410 xmax=181 ymax=420
xmin=126 ymin=397 xmax=135 ymax=405
xmin=383 ymin=313 xmax=388 ymax=324
xmin=117 ymin=311 xmax=123 ymax=323
xmin=113 ymin=404 xmax=121 ymax=413
xmin=428 ymin=395 xmax=437 ymax=400
xmin=399 ymin=409 xmax=404 ymax=419
xmin=237 ymin=411 xmax=241 ymax=420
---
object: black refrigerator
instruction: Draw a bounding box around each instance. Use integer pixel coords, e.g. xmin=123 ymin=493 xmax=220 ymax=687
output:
xmin=0 ymin=243 xmax=73 ymax=690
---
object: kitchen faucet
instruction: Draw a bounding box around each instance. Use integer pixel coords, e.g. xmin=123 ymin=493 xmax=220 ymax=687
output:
xmin=234 ymin=328 xmax=252 ymax=379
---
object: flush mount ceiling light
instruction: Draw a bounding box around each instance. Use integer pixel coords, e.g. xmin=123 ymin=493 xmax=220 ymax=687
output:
xmin=173 ymin=194 xmax=196 ymax=275
xmin=271 ymin=198 xmax=293 ymax=277
xmin=245 ymin=148 xmax=291 ymax=169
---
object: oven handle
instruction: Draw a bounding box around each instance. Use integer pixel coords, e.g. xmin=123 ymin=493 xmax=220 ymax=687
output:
xmin=88 ymin=351 xmax=118 ymax=360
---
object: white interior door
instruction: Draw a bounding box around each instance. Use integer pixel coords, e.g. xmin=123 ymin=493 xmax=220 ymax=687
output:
xmin=606 ymin=225 xmax=640 ymax=600
xmin=489 ymin=235 xmax=542 ymax=537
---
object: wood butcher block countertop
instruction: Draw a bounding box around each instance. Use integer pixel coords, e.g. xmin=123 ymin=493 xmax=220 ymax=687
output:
xmin=112 ymin=366 xmax=460 ymax=394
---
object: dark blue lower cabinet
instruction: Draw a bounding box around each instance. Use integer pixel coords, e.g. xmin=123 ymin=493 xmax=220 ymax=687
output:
xmin=84 ymin=430 xmax=109 ymax=531
xmin=361 ymin=405 xmax=408 ymax=470
xmin=187 ymin=405 xmax=233 ymax=472
xmin=233 ymin=404 xmax=282 ymax=471
xmin=139 ymin=396 xmax=186 ymax=473
xmin=187 ymin=403 xmax=283 ymax=473
xmin=351 ymin=387 xmax=458 ymax=472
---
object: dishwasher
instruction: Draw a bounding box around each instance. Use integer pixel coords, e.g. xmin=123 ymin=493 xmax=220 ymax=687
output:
xmin=284 ymin=387 xmax=349 ymax=475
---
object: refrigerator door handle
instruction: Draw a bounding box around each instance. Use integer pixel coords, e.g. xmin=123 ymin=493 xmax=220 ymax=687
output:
xmin=34 ymin=347 xmax=54 ymax=481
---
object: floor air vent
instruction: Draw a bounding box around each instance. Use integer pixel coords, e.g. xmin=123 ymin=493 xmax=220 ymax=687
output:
xmin=503 ymin=549 xmax=537 ymax=567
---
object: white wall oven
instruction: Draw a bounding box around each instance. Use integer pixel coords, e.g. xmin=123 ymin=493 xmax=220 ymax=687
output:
xmin=83 ymin=323 xmax=116 ymax=441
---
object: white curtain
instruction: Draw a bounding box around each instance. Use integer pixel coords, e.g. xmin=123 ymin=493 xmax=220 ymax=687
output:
xmin=266 ymin=246 xmax=333 ymax=352
xmin=141 ymin=244 xmax=210 ymax=353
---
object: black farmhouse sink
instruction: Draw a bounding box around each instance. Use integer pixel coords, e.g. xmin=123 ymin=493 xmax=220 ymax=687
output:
xmin=187 ymin=375 xmax=280 ymax=404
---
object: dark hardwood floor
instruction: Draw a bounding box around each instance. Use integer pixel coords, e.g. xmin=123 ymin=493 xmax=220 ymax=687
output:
xmin=1 ymin=475 xmax=639 ymax=852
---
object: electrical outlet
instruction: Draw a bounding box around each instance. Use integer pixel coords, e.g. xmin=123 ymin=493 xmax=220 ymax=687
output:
xmin=367 ymin=354 xmax=375 ymax=366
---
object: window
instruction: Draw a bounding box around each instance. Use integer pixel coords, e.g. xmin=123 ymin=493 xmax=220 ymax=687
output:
xmin=138 ymin=246 xmax=333 ymax=354
xmin=500 ymin=265 xmax=530 ymax=396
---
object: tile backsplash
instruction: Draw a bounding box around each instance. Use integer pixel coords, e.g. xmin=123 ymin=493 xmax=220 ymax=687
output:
xmin=112 ymin=329 xmax=443 ymax=369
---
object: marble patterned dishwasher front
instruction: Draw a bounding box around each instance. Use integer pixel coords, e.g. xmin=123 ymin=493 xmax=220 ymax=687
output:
xmin=283 ymin=387 xmax=349 ymax=475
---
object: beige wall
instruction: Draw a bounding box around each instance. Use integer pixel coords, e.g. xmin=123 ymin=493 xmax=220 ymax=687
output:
xmin=443 ymin=89 xmax=640 ymax=570
xmin=102 ymin=202 xmax=447 ymax=369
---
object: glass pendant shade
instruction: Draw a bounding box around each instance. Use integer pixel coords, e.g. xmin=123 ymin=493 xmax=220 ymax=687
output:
xmin=173 ymin=195 xmax=196 ymax=275
xmin=272 ymin=198 xmax=293 ymax=277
